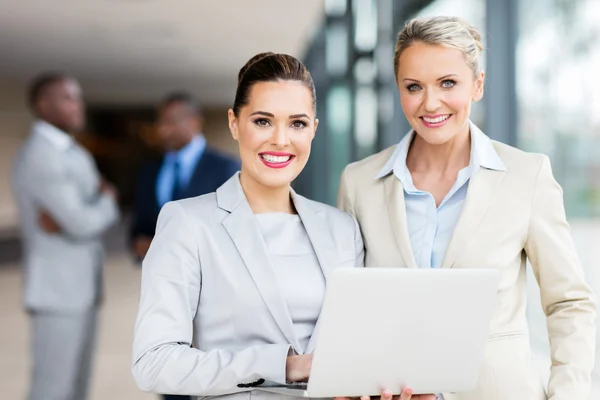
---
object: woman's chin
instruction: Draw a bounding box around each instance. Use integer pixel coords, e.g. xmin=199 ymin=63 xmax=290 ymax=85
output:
xmin=256 ymin=171 xmax=297 ymax=189
xmin=414 ymin=128 xmax=461 ymax=146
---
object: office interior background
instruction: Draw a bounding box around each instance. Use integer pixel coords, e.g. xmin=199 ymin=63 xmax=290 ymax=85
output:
xmin=0 ymin=0 xmax=599 ymax=398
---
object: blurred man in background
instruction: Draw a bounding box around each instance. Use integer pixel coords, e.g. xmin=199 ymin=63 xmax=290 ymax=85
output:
xmin=130 ymin=92 xmax=239 ymax=262
xmin=11 ymin=73 xmax=120 ymax=400
xmin=130 ymin=92 xmax=239 ymax=400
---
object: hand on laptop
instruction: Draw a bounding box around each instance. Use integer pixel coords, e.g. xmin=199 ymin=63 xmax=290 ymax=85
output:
xmin=335 ymin=388 xmax=437 ymax=400
xmin=285 ymin=354 xmax=312 ymax=382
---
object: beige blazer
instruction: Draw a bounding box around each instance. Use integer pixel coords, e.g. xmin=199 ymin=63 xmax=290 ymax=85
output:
xmin=132 ymin=173 xmax=364 ymax=399
xmin=338 ymin=138 xmax=596 ymax=400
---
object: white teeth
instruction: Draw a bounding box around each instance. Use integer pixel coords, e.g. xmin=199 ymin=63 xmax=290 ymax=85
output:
xmin=423 ymin=115 xmax=450 ymax=123
xmin=261 ymin=154 xmax=291 ymax=163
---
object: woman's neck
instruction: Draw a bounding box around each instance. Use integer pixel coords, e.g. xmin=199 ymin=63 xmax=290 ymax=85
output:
xmin=406 ymin=128 xmax=471 ymax=177
xmin=239 ymin=171 xmax=295 ymax=214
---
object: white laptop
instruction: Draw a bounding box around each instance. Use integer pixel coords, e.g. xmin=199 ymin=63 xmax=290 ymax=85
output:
xmin=256 ymin=267 xmax=500 ymax=398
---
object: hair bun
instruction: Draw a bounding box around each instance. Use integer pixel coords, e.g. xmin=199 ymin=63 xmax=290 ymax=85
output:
xmin=460 ymin=21 xmax=484 ymax=52
xmin=238 ymin=52 xmax=276 ymax=84
xmin=232 ymin=52 xmax=316 ymax=117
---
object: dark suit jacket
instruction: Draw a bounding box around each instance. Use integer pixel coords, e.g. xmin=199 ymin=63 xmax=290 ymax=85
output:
xmin=130 ymin=147 xmax=240 ymax=241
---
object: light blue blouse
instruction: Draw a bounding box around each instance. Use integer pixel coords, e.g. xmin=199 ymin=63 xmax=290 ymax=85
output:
xmin=376 ymin=122 xmax=506 ymax=269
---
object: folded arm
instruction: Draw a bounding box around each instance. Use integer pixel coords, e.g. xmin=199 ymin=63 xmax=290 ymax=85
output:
xmin=28 ymin=159 xmax=119 ymax=239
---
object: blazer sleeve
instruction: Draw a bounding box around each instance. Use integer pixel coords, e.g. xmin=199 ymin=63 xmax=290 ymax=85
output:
xmin=338 ymin=168 xmax=365 ymax=268
xmin=27 ymin=152 xmax=119 ymax=239
xmin=337 ymin=167 xmax=355 ymax=217
xmin=524 ymin=155 xmax=597 ymax=399
xmin=132 ymin=202 xmax=291 ymax=396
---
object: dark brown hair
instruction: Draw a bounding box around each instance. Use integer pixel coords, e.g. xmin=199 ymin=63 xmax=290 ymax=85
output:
xmin=232 ymin=52 xmax=316 ymax=116
xmin=159 ymin=91 xmax=203 ymax=117
xmin=28 ymin=72 xmax=73 ymax=109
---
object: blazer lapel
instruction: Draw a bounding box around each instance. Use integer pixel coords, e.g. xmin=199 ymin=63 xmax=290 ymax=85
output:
xmin=218 ymin=174 xmax=302 ymax=353
xmin=305 ymin=314 xmax=322 ymax=355
xmin=292 ymin=192 xmax=335 ymax=355
xmin=441 ymin=168 xmax=505 ymax=268
xmin=383 ymin=175 xmax=418 ymax=268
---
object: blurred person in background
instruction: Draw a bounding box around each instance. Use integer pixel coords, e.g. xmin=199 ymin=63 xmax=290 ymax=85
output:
xmin=131 ymin=52 xmax=434 ymax=400
xmin=130 ymin=92 xmax=240 ymax=268
xmin=11 ymin=73 xmax=120 ymax=400
xmin=338 ymin=16 xmax=596 ymax=400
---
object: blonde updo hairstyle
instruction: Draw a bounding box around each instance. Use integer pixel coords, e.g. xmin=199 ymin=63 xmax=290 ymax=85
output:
xmin=393 ymin=16 xmax=484 ymax=81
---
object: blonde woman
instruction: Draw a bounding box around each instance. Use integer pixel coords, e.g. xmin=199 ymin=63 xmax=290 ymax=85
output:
xmin=338 ymin=16 xmax=596 ymax=400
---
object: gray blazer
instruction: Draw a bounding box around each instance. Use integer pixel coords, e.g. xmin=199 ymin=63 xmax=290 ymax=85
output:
xmin=11 ymin=121 xmax=119 ymax=313
xmin=132 ymin=172 xmax=364 ymax=399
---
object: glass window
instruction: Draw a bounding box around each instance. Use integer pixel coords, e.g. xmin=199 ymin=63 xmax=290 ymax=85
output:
xmin=415 ymin=0 xmax=485 ymax=32
xmin=326 ymin=85 xmax=353 ymax=204
xmin=354 ymin=86 xmax=378 ymax=160
xmin=353 ymin=0 xmax=378 ymax=52
xmin=517 ymin=0 xmax=600 ymax=217
xmin=325 ymin=0 xmax=347 ymax=17
xmin=353 ymin=57 xmax=377 ymax=84
xmin=378 ymin=87 xmax=395 ymax=127
xmin=326 ymin=22 xmax=349 ymax=76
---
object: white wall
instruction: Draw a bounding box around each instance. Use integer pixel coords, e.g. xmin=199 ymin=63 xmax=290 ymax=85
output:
xmin=0 ymin=82 xmax=32 ymax=236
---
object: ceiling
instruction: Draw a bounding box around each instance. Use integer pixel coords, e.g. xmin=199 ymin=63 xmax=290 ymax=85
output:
xmin=0 ymin=0 xmax=324 ymax=106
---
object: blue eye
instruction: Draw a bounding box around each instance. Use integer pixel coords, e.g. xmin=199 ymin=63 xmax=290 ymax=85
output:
xmin=441 ymin=80 xmax=456 ymax=88
xmin=406 ymin=83 xmax=421 ymax=92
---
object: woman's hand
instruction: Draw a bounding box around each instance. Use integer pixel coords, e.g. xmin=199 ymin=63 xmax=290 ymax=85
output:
xmin=38 ymin=210 xmax=61 ymax=233
xmin=285 ymin=354 xmax=313 ymax=382
xmin=335 ymin=388 xmax=438 ymax=400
